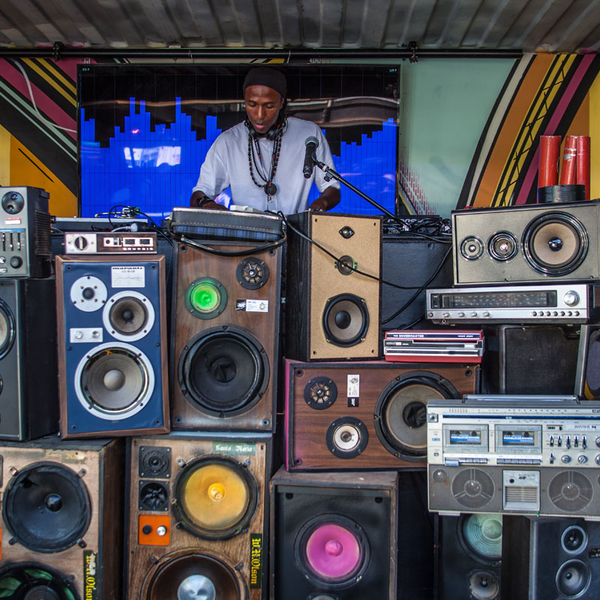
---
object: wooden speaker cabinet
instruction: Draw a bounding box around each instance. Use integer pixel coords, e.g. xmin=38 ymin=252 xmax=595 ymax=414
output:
xmin=126 ymin=432 xmax=272 ymax=599
xmin=285 ymin=359 xmax=479 ymax=470
xmin=285 ymin=211 xmax=382 ymax=361
xmin=171 ymin=242 xmax=282 ymax=431
xmin=0 ymin=437 xmax=124 ymax=599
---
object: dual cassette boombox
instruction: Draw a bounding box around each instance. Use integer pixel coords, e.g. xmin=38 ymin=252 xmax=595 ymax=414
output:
xmin=427 ymin=396 xmax=600 ymax=518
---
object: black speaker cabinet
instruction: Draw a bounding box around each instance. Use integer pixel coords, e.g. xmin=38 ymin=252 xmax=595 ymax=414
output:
xmin=285 ymin=359 xmax=479 ymax=470
xmin=126 ymin=432 xmax=271 ymax=600
xmin=575 ymin=324 xmax=600 ymax=398
xmin=502 ymin=515 xmax=600 ymax=599
xmin=56 ymin=255 xmax=169 ymax=438
xmin=482 ymin=324 xmax=580 ymax=395
xmin=285 ymin=211 xmax=382 ymax=360
xmin=0 ymin=278 xmax=58 ymax=441
xmin=382 ymin=232 xmax=452 ymax=330
xmin=270 ymin=467 xmax=398 ymax=600
xmin=0 ymin=436 xmax=124 ymax=599
xmin=0 ymin=186 xmax=52 ymax=278
xmin=435 ymin=514 xmax=503 ymax=600
xmin=453 ymin=201 xmax=600 ymax=286
xmin=171 ymin=240 xmax=282 ymax=432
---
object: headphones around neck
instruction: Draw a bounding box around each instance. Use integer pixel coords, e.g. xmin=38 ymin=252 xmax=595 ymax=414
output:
xmin=244 ymin=106 xmax=288 ymax=141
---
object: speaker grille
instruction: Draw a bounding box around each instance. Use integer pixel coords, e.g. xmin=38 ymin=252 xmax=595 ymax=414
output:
xmin=0 ymin=563 xmax=80 ymax=600
xmin=460 ymin=514 xmax=503 ymax=562
xmin=236 ymin=257 xmax=269 ymax=289
xmin=548 ymin=471 xmax=593 ymax=513
xmin=452 ymin=469 xmax=495 ymax=510
xmin=178 ymin=327 xmax=269 ymax=416
xmin=322 ymin=294 xmax=369 ymax=347
xmin=2 ymin=463 xmax=91 ymax=553
xmin=0 ymin=297 xmax=15 ymax=359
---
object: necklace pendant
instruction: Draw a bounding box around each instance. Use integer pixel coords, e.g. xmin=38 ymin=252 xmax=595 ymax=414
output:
xmin=264 ymin=182 xmax=277 ymax=197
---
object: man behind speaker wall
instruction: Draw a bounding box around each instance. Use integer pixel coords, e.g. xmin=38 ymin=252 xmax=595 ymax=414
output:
xmin=189 ymin=67 xmax=340 ymax=215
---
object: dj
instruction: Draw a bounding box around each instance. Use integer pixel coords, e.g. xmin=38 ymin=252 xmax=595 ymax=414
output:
xmin=190 ymin=67 xmax=340 ymax=214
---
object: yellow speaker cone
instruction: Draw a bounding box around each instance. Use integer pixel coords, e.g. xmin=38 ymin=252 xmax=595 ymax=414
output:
xmin=181 ymin=463 xmax=250 ymax=532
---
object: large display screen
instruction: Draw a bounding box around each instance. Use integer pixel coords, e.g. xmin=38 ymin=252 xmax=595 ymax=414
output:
xmin=78 ymin=64 xmax=399 ymax=219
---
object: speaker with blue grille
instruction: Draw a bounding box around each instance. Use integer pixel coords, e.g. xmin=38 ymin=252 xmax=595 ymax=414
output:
xmin=56 ymin=255 xmax=169 ymax=438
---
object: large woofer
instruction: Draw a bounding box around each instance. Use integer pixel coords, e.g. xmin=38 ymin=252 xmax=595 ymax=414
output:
xmin=555 ymin=560 xmax=590 ymax=598
xmin=322 ymin=294 xmax=369 ymax=347
xmin=75 ymin=342 xmax=153 ymax=420
xmin=295 ymin=515 xmax=370 ymax=590
xmin=0 ymin=297 xmax=15 ymax=360
xmin=102 ymin=290 xmax=154 ymax=341
xmin=0 ymin=563 xmax=81 ymax=600
xmin=2 ymin=463 xmax=91 ymax=553
xmin=374 ymin=371 xmax=459 ymax=461
xmin=178 ymin=326 xmax=269 ymax=416
xmin=173 ymin=456 xmax=258 ymax=539
xmin=145 ymin=552 xmax=242 ymax=600
xmin=459 ymin=514 xmax=503 ymax=564
xmin=522 ymin=212 xmax=588 ymax=276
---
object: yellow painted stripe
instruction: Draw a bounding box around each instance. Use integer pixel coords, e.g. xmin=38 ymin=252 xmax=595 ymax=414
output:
xmin=590 ymin=69 xmax=600 ymax=200
xmin=22 ymin=58 xmax=77 ymax=106
xmin=0 ymin=124 xmax=10 ymax=185
xmin=37 ymin=58 xmax=77 ymax=95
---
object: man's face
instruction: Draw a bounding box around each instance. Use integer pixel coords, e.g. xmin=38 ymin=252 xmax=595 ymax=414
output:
xmin=244 ymin=85 xmax=284 ymax=136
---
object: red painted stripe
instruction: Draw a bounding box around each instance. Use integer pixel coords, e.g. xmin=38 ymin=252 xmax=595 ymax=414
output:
xmin=0 ymin=58 xmax=76 ymax=140
xmin=52 ymin=57 xmax=96 ymax=81
xmin=515 ymin=54 xmax=595 ymax=205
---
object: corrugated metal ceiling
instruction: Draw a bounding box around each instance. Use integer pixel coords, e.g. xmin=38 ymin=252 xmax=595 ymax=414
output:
xmin=0 ymin=0 xmax=599 ymax=53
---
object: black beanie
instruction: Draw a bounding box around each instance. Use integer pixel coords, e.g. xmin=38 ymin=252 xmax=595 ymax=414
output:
xmin=243 ymin=68 xmax=287 ymax=99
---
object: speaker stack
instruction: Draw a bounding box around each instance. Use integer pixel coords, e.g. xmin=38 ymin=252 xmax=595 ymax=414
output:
xmin=0 ymin=436 xmax=124 ymax=599
xmin=170 ymin=240 xmax=282 ymax=431
xmin=126 ymin=432 xmax=271 ymax=599
xmin=55 ymin=254 xmax=169 ymax=438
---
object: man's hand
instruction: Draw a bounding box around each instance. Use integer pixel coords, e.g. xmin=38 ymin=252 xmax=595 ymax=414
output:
xmin=190 ymin=191 xmax=229 ymax=211
xmin=308 ymin=186 xmax=341 ymax=212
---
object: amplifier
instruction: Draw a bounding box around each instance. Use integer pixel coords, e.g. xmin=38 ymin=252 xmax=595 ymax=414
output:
xmin=64 ymin=231 xmax=157 ymax=254
xmin=427 ymin=396 xmax=600 ymax=518
xmin=426 ymin=283 xmax=598 ymax=324
xmin=384 ymin=330 xmax=484 ymax=363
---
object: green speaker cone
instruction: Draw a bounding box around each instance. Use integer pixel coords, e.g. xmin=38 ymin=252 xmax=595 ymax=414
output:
xmin=186 ymin=278 xmax=227 ymax=319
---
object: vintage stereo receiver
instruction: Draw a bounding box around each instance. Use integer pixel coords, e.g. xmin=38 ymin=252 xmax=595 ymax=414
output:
xmin=427 ymin=396 xmax=600 ymax=518
xmin=426 ymin=283 xmax=598 ymax=324
xmin=64 ymin=231 xmax=157 ymax=254
xmin=384 ymin=330 xmax=484 ymax=363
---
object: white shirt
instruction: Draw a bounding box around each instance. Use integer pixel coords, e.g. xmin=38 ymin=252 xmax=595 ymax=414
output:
xmin=193 ymin=117 xmax=340 ymax=214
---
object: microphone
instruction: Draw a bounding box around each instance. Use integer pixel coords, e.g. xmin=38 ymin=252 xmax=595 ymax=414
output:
xmin=303 ymin=136 xmax=319 ymax=179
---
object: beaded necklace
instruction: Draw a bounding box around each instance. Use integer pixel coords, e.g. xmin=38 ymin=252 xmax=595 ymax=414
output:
xmin=247 ymin=130 xmax=282 ymax=202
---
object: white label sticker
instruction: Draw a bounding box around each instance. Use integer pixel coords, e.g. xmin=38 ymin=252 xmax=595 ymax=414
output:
xmin=237 ymin=299 xmax=269 ymax=313
xmin=347 ymin=374 xmax=360 ymax=398
xmin=111 ymin=266 xmax=145 ymax=288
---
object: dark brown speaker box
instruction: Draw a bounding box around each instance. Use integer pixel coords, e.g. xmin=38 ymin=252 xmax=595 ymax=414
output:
xmin=0 ymin=436 xmax=124 ymax=599
xmin=502 ymin=515 xmax=600 ymax=599
xmin=284 ymin=359 xmax=479 ymax=470
xmin=435 ymin=514 xmax=502 ymax=600
xmin=285 ymin=211 xmax=382 ymax=360
xmin=126 ymin=433 xmax=271 ymax=600
xmin=482 ymin=324 xmax=580 ymax=395
xmin=270 ymin=467 xmax=398 ymax=600
xmin=0 ymin=278 xmax=58 ymax=441
xmin=171 ymin=242 xmax=282 ymax=431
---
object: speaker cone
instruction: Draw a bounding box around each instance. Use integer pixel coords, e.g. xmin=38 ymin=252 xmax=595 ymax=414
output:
xmin=562 ymin=525 xmax=588 ymax=555
xmin=76 ymin=342 xmax=153 ymax=419
xmin=452 ymin=469 xmax=495 ymax=510
xmin=185 ymin=277 xmax=227 ymax=319
xmin=70 ymin=275 xmax=108 ymax=312
xmin=146 ymin=552 xmax=241 ymax=600
xmin=326 ymin=417 xmax=369 ymax=459
xmin=139 ymin=446 xmax=171 ymax=478
xmin=523 ymin=212 xmax=587 ymax=275
xmin=375 ymin=372 xmax=458 ymax=461
xmin=468 ymin=570 xmax=500 ymax=600
xmin=178 ymin=326 xmax=269 ymax=416
xmin=322 ymin=294 xmax=369 ymax=347
xmin=460 ymin=236 xmax=484 ymax=261
xmin=460 ymin=514 xmax=503 ymax=563
xmin=555 ymin=560 xmax=590 ymax=598
xmin=103 ymin=291 xmax=153 ymax=341
xmin=0 ymin=297 xmax=15 ymax=360
xmin=173 ymin=456 xmax=258 ymax=539
xmin=548 ymin=471 xmax=593 ymax=512
xmin=236 ymin=257 xmax=269 ymax=289
xmin=583 ymin=329 xmax=600 ymax=398
xmin=3 ymin=463 xmax=91 ymax=553
xmin=139 ymin=481 xmax=169 ymax=511
xmin=0 ymin=563 xmax=80 ymax=600
xmin=488 ymin=232 xmax=518 ymax=262
xmin=295 ymin=515 xmax=369 ymax=590
xmin=304 ymin=377 xmax=338 ymax=409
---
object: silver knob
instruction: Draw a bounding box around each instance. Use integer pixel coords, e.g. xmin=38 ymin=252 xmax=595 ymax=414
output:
xmin=564 ymin=291 xmax=580 ymax=306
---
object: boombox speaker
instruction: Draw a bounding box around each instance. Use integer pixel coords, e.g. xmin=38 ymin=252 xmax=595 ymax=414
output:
xmin=575 ymin=324 xmax=600 ymax=399
xmin=285 ymin=359 xmax=479 ymax=470
xmin=482 ymin=325 xmax=580 ymax=395
xmin=0 ymin=436 xmax=124 ymax=599
xmin=0 ymin=278 xmax=59 ymax=440
xmin=435 ymin=514 xmax=503 ymax=600
xmin=126 ymin=432 xmax=271 ymax=600
xmin=502 ymin=515 xmax=600 ymax=599
xmin=56 ymin=255 xmax=169 ymax=438
xmin=285 ymin=211 xmax=382 ymax=360
xmin=171 ymin=240 xmax=282 ymax=431
xmin=270 ymin=467 xmax=398 ymax=600
xmin=453 ymin=201 xmax=600 ymax=285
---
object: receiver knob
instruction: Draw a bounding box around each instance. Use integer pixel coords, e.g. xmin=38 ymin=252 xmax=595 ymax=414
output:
xmin=595 ymin=436 xmax=600 ymax=448
xmin=564 ymin=291 xmax=580 ymax=306
xmin=578 ymin=455 xmax=588 ymax=464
